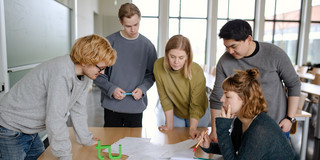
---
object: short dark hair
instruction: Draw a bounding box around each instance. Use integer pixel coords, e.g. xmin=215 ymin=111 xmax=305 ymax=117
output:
xmin=218 ymin=19 xmax=252 ymax=41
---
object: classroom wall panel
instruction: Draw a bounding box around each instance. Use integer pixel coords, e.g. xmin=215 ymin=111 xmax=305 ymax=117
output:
xmin=103 ymin=15 xmax=122 ymax=37
xmin=4 ymin=0 xmax=71 ymax=87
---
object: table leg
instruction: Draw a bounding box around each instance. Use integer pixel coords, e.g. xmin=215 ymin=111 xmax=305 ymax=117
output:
xmin=316 ymin=97 xmax=320 ymax=139
xmin=300 ymin=117 xmax=309 ymax=160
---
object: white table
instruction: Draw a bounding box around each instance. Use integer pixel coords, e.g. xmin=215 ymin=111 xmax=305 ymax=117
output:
xmin=295 ymin=110 xmax=312 ymax=160
xmin=298 ymin=73 xmax=315 ymax=82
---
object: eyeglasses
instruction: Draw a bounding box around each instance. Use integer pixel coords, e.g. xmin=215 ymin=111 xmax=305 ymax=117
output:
xmin=96 ymin=65 xmax=107 ymax=72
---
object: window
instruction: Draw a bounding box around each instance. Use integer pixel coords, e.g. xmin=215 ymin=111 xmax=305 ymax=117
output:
xmin=132 ymin=0 xmax=159 ymax=51
xmin=216 ymin=0 xmax=256 ymax=63
xmin=169 ymin=0 xmax=208 ymax=65
xmin=307 ymin=0 xmax=320 ymax=64
xmin=264 ymin=0 xmax=302 ymax=64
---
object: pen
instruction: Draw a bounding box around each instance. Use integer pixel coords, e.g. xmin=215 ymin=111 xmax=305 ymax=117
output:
xmin=193 ymin=157 xmax=215 ymax=160
xmin=122 ymin=93 xmax=134 ymax=95
xmin=193 ymin=129 xmax=209 ymax=152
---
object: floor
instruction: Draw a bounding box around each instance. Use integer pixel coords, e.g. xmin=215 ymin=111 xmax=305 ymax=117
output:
xmin=86 ymin=84 xmax=320 ymax=160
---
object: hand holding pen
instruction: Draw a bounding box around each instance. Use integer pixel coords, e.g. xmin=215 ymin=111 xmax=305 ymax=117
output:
xmin=132 ymin=88 xmax=143 ymax=100
xmin=193 ymin=129 xmax=209 ymax=152
xmin=113 ymin=87 xmax=126 ymax=100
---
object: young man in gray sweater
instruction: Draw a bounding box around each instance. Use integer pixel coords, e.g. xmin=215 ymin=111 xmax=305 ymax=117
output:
xmin=209 ymin=19 xmax=301 ymax=142
xmin=0 ymin=34 xmax=117 ymax=160
xmin=94 ymin=3 xmax=157 ymax=127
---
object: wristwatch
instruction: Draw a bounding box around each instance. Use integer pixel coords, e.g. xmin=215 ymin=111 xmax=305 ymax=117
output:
xmin=284 ymin=115 xmax=296 ymax=123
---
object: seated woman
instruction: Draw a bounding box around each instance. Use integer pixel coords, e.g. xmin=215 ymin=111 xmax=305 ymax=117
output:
xmin=198 ymin=68 xmax=299 ymax=159
xmin=153 ymin=35 xmax=210 ymax=139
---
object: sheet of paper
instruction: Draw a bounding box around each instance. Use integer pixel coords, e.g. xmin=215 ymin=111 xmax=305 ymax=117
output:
xmin=170 ymin=148 xmax=224 ymax=160
xmin=103 ymin=137 xmax=198 ymax=160
xmin=170 ymin=149 xmax=194 ymax=160
xmin=159 ymin=139 xmax=198 ymax=158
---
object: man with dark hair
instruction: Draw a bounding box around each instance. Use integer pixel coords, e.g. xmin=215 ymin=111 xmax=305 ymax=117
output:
xmin=209 ymin=19 xmax=301 ymax=142
xmin=94 ymin=3 xmax=157 ymax=127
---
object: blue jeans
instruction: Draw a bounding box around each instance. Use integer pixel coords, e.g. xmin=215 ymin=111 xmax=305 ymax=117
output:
xmin=0 ymin=126 xmax=44 ymax=160
xmin=173 ymin=107 xmax=210 ymax=127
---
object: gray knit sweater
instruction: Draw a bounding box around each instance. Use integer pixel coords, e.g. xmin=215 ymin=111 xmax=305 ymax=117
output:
xmin=94 ymin=31 xmax=157 ymax=113
xmin=0 ymin=55 xmax=94 ymax=160
xmin=210 ymin=42 xmax=301 ymax=123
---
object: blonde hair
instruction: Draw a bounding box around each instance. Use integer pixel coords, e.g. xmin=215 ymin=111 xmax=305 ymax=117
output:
xmin=164 ymin=35 xmax=193 ymax=80
xmin=70 ymin=34 xmax=117 ymax=67
xmin=222 ymin=68 xmax=267 ymax=118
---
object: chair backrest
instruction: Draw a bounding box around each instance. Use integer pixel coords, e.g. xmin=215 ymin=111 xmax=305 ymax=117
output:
xmin=311 ymin=67 xmax=320 ymax=75
xmin=312 ymin=73 xmax=320 ymax=85
xmin=297 ymin=92 xmax=308 ymax=114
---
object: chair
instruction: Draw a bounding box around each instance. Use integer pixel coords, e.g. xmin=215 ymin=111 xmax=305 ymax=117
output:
xmin=202 ymin=64 xmax=210 ymax=73
xmin=312 ymin=73 xmax=320 ymax=85
xmin=291 ymin=92 xmax=311 ymax=160
xmin=305 ymin=74 xmax=320 ymax=112
xmin=311 ymin=67 xmax=320 ymax=75
xmin=297 ymin=66 xmax=309 ymax=82
xmin=291 ymin=92 xmax=309 ymax=134
xmin=298 ymin=92 xmax=308 ymax=114
xmin=302 ymin=74 xmax=320 ymax=131
xmin=209 ymin=66 xmax=216 ymax=76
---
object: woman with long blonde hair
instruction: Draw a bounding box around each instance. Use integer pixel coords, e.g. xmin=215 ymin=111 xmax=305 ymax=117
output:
xmin=153 ymin=35 xmax=209 ymax=139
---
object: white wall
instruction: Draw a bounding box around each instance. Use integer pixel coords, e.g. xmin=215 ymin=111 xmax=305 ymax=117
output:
xmin=99 ymin=0 xmax=130 ymax=37
xmin=77 ymin=0 xmax=99 ymax=38
xmin=99 ymin=0 xmax=128 ymax=16
xmin=77 ymin=0 xmax=131 ymax=38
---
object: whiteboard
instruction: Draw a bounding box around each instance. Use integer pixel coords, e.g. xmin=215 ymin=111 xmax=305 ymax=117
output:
xmin=4 ymin=0 xmax=71 ymax=86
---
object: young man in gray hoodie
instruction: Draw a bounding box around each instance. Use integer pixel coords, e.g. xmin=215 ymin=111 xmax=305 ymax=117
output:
xmin=0 ymin=34 xmax=117 ymax=160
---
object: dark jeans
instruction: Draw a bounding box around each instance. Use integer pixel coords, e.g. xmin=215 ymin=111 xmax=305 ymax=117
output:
xmin=104 ymin=108 xmax=143 ymax=127
xmin=0 ymin=126 xmax=44 ymax=160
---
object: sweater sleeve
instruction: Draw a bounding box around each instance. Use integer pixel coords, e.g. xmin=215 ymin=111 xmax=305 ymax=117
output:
xmin=210 ymin=56 xmax=227 ymax=109
xmin=200 ymin=142 xmax=221 ymax=154
xmin=189 ymin=65 xmax=208 ymax=120
xmin=153 ymin=59 xmax=174 ymax=111
xmin=137 ymin=43 xmax=158 ymax=94
xmin=70 ymin=89 xmax=94 ymax=146
xmin=94 ymin=73 xmax=117 ymax=99
xmin=93 ymin=35 xmax=118 ymax=99
xmin=275 ymin=48 xmax=301 ymax=96
xmin=45 ymin=76 xmax=73 ymax=159
xmin=215 ymin=118 xmax=237 ymax=160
